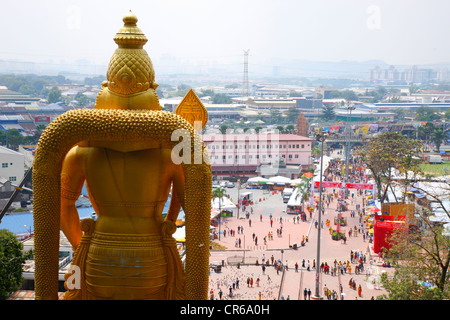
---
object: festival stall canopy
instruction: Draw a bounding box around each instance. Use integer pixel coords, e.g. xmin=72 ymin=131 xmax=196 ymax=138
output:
xmin=269 ymin=176 xmax=292 ymax=184
xmin=290 ymin=178 xmax=303 ymax=185
xmin=287 ymin=188 xmax=303 ymax=207
xmin=247 ymin=177 xmax=269 ymax=184
xmin=211 ymin=196 xmax=236 ymax=211
xmin=173 ymin=226 xmax=185 ymax=242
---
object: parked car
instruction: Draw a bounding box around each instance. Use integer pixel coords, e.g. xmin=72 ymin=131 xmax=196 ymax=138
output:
xmin=226 ymin=182 xmax=235 ymax=188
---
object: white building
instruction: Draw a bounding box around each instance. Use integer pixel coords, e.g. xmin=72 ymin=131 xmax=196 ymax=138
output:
xmin=0 ymin=146 xmax=25 ymax=183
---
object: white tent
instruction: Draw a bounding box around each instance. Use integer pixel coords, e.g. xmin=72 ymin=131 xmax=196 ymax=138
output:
xmin=268 ymin=176 xmax=292 ymax=184
xmin=173 ymin=226 xmax=185 ymax=241
xmin=287 ymin=188 xmax=302 ymax=207
xmin=211 ymin=196 xmax=236 ymax=212
xmin=430 ymin=201 xmax=450 ymax=224
xmin=290 ymin=178 xmax=304 ymax=185
xmin=313 ymin=155 xmax=332 ymax=182
xmin=411 ymin=181 xmax=450 ymax=201
xmin=247 ymin=176 xmax=269 ymax=184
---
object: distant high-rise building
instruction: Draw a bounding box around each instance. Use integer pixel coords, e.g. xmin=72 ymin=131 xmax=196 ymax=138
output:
xmin=369 ymin=65 xmax=446 ymax=83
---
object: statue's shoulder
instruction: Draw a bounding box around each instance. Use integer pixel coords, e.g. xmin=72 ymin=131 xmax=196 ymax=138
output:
xmin=63 ymin=145 xmax=91 ymax=163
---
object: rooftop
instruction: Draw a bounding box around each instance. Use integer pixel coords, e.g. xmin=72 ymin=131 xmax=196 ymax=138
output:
xmin=202 ymin=133 xmax=312 ymax=142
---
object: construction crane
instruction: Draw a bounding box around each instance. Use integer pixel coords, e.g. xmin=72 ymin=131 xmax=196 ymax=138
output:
xmin=0 ymin=167 xmax=33 ymax=223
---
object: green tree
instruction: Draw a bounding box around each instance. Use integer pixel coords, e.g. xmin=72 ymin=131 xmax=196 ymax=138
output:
xmin=33 ymin=125 xmax=46 ymax=144
xmin=329 ymin=90 xmax=359 ymax=101
xmin=74 ymin=92 xmax=92 ymax=107
xmin=286 ymin=106 xmax=300 ymax=120
xmin=219 ymin=125 xmax=228 ymax=134
xmin=289 ymin=91 xmax=303 ymax=97
xmin=393 ymin=108 xmax=408 ymax=121
xmin=212 ymin=94 xmax=232 ymax=104
xmin=444 ymin=109 xmax=450 ymax=120
xmin=409 ymin=84 xmax=420 ymax=94
xmin=275 ymin=125 xmax=285 ymax=134
xmin=255 ymin=112 xmax=265 ymax=121
xmin=322 ymin=104 xmax=336 ymax=121
xmin=355 ymin=131 xmax=422 ymax=203
xmin=381 ymin=189 xmax=450 ymax=299
xmin=294 ymin=176 xmax=313 ymax=208
xmin=285 ymin=124 xmax=295 ymax=134
xmin=47 ymin=87 xmax=62 ymax=104
xmin=225 ymin=83 xmax=239 ymax=89
xmin=0 ymin=131 xmax=6 ymax=146
xmin=0 ymin=229 xmax=33 ymax=300
xmin=416 ymin=122 xmax=435 ymax=142
xmin=6 ymin=129 xmax=23 ymax=149
xmin=312 ymin=145 xmax=321 ymax=158
xmin=198 ymin=89 xmax=215 ymax=98
xmin=415 ymin=105 xmax=440 ymax=121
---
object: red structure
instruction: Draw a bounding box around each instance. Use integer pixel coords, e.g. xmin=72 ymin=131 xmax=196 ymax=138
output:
xmin=373 ymin=215 xmax=406 ymax=254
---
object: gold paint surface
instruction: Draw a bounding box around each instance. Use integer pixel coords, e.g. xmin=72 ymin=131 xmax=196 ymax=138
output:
xmin=32 ymin=11 xmax=211 ymax=300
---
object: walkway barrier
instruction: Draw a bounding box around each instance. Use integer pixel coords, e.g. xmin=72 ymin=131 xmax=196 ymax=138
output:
xmin=297 ymin=270 xmax=304 ymax=300
xmin=278 ymin=267 xmax=286 ymax=300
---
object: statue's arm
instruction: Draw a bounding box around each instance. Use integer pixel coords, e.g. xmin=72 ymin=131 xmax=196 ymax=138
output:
xmin=165 ymin=164 xmax=185 ymax=222
xmin=60 ymin=146 xmax=86 ymax=250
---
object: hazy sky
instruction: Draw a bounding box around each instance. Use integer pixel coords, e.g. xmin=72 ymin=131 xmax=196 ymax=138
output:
xmin=1 ymin=0 xmax=449 ymax=68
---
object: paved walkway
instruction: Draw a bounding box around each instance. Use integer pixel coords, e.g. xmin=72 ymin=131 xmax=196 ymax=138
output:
xmin=209 ymin=160 xmax=392 ymax=300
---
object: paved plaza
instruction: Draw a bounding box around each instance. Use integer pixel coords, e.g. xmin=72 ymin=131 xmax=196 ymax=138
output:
xmin=208 ymin=162 xmax=392 ymax=300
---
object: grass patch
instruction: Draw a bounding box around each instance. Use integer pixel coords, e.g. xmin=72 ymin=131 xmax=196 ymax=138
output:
xmin=419 ymin=161 xmax=450 ymax=177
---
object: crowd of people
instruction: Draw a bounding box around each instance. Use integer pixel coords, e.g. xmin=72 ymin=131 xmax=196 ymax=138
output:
xmin=208 ymin=149 xmax=384 ymax=300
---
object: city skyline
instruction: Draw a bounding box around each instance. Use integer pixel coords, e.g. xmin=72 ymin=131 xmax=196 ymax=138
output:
xmin=0 ymin=0 xmax=449 ymax=76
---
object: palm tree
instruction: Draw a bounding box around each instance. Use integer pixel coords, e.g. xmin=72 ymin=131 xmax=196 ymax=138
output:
xmin=295 ymin=176 xmax=313 ymax=212
xmin=212 ymin=187 xmax=226 ymax=240
xmin=431 ymin=128 xmax=447 ymax=152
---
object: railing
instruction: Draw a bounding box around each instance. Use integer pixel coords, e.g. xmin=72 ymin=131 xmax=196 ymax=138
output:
xmin=59 ymin=256 xmax=72 ymax=269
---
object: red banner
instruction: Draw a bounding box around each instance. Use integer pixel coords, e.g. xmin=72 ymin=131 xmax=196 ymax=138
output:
xmin=314 ymin=181 xmax=342 ymax=188
xmin=314 ymin=181 xmax=373 ymax=190
xmin=344 ymin=183 xmax=373 ymax=190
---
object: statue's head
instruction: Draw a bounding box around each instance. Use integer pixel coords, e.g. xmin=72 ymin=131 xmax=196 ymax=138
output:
xmin=95 ymin=11 xmax=162 ymax=110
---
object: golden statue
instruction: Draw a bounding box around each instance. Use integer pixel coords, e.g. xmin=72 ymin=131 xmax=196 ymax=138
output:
xmin=32 ymin=11 xmax=212 ymax=300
